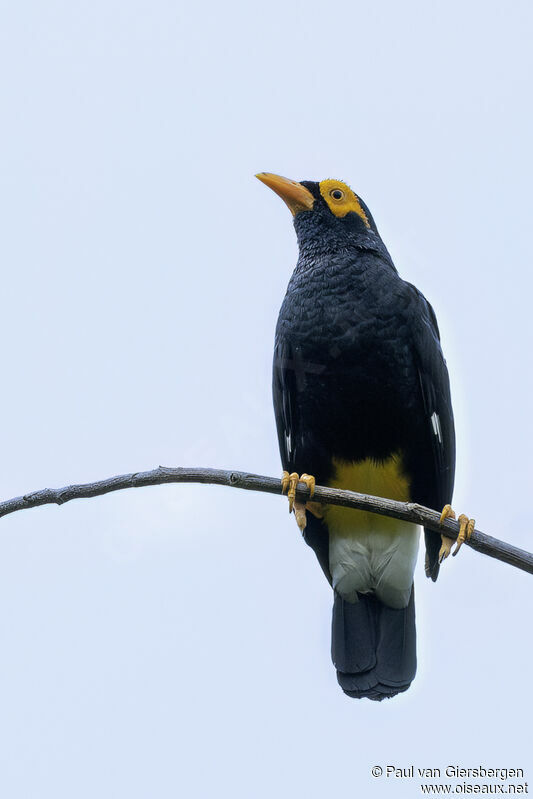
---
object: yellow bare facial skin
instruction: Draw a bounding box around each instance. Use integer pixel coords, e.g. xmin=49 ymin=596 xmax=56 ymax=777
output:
xmin=319 ymin=179 xmax=370 ymax=227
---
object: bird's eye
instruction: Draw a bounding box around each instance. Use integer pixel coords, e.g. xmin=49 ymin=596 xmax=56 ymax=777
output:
xmin=330 ymin=189 xmax=344 ymax=200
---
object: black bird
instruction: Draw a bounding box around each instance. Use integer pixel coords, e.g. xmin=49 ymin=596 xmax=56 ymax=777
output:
xmin=257 ymin=173 xmax=474 ymax=700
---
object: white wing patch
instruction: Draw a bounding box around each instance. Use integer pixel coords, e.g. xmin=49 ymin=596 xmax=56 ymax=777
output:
xmin=430 ymin=411 xmax=442 ymax=444
xmin=285 ymin=430 xmax=292 ymax=459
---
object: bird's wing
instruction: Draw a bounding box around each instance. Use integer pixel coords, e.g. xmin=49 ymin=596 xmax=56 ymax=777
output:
xmin=272 ymin=336 xmax=298 ymax=472
xmin=272 ymin=334 xmax=332 ymax=582
xmin=406 ymin=283 xmax=456 ymax=581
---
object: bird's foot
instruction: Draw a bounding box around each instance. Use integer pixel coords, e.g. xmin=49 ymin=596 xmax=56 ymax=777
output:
xmin=438 ymin=504 xmax=476 ymax=563
xmin=281 ymin=471 xmax=315 ymax=512
xmin=281 ymin=472 xmax=321 ymax=531
xmin=294 ymin=500 xmax=324 ymax=531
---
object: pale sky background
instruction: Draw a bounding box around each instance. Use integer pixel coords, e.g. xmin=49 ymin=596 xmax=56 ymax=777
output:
xmin=0 ymin=1 xmax=532 ymax=797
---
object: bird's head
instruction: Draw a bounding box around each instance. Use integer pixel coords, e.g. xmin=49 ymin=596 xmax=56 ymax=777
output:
xmin=256 ymin=172 xmax=379 ymax=251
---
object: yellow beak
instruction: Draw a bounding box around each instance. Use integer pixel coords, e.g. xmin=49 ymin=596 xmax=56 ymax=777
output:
xmin=255 ymin=172 xmax=315 ymax=216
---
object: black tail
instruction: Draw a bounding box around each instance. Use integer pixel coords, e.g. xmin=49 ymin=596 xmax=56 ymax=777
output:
xmin=331 ymin=587 xmax=416 ymax=701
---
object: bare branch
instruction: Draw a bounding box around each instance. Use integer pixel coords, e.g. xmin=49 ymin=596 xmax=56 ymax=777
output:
xmin=0 ymin=466 xmax=531 ymax=575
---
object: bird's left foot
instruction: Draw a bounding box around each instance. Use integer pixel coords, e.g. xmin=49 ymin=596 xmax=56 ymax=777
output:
xmin=281 ymin=471 xmax=322 ymax=531
xmin=438 ymin=504 xmax=476 ymax=563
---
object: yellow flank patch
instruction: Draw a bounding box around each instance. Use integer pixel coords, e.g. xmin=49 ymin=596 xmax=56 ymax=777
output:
xmin=323 ymin=454 xmax=411 ymax=534
xmin=319 ymin=179 xmax=370 ymax=226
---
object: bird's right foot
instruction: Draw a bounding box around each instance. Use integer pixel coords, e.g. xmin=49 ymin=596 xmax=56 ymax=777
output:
xmin=281 ymin=471 xmax=315 ymax=512
xmin=281 ymin=471 xmax=322 ymax=531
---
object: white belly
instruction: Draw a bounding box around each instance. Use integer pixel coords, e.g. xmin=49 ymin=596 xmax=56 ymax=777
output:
xmin=324 ymin=455 xmax=420 ymax=609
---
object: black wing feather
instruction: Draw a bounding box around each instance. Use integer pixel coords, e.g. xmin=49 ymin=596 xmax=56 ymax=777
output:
xmin=406 ymin=284 xmax=456 ymax=581
xmin=272 ymin=336 xmax=332 ymax=582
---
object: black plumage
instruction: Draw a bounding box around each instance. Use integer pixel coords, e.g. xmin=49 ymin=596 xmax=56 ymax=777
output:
xmin=266 ymin=175 xmax=455 ymax=699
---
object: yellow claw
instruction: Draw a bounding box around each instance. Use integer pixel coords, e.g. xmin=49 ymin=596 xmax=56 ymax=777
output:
xmin=294 ymin=503 xmax=307 ymax=531
xmin=287 ymin=473 xmax=299 ymax=512
xmin=438 ymin=504 xmax=475 ymax=562
xmin=305 ymin=500 xmax=324 ymax=519
xmin=294 ymin=499 xmax=324 ymax=531
xmin=280 ymin=472 xmax=300 ymax=512
xmin=281 ymin=471 xmax=317 ymax=516
xmin=439 ymin=504 xmax=455 ymax=526
xmin=453 ymin=514 xmax=476 ymax=557
xmin=300 ymin=473 xmax=315 ymax=499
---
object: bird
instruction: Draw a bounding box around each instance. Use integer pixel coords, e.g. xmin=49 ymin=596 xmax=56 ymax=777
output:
xmin=256 ymin=172 xmax=474 ymax=700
